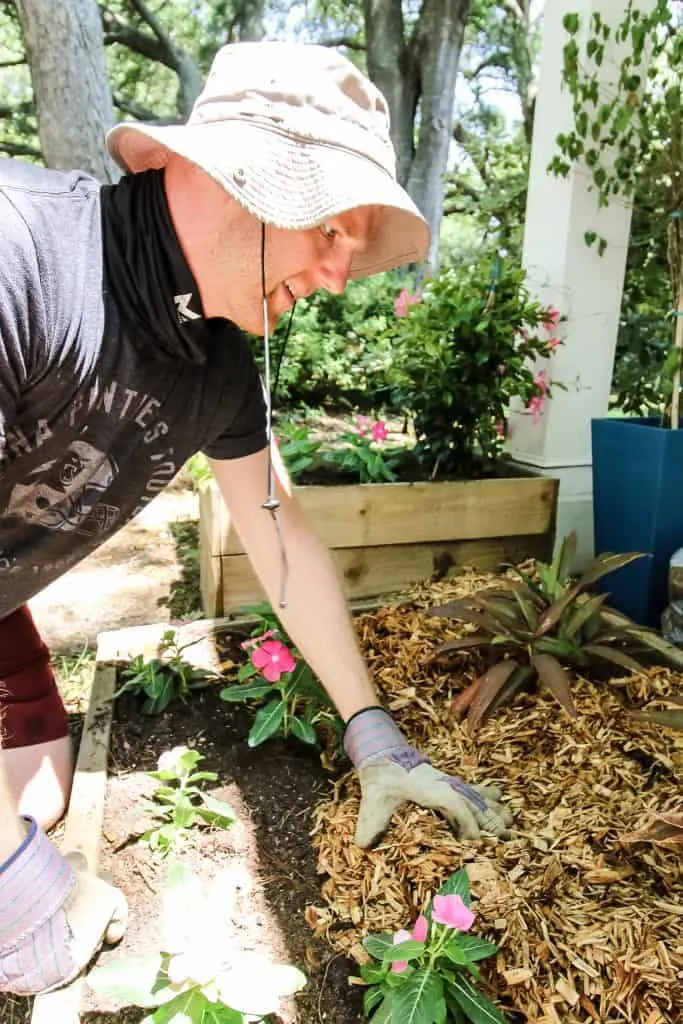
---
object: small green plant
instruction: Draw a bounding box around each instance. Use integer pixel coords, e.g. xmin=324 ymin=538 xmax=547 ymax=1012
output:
xmin=220 ymin=603 xmax=342 ymax=755
xmin=358 ymin=867 xmax=507 ymax=1023
xmin=275 ymin=421 xmax=322 ymax=481
xmin=140 ymin=746 xmax=235 ymax=857
xmin=88 ymin=862 xmax=306 ymax=1021
xmin=322 ymin=415 xmax=401 ymax=483
xmin=116 ymin=629 xmax=210 ymax=714
xmin=430 ymin=533 xmax=683 ymax=731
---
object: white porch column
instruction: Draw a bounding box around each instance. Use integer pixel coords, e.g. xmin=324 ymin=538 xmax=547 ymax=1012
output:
xmin=506 ymin=0 xmax=653 ymax=568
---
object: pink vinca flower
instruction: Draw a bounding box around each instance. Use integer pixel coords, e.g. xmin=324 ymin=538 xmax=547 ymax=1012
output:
xmin=356 ymin=414 xmax=371 ymax=437
xmin=390 ymin=929 xmax=412 ymax=974
xmin=412 ymin=915 xmax=429 ymax=943
xmin=432 ymin=894 xmax=476 ymax=932
xmin=547 ymin=337 xmax=561 ymax=351
xmin=394 ymin=288 xmax=420 ymax=318
xmin=371 ymin=420 xmax=388 ymax=442
xmin=251 ymin=639 xmax=296 ymax=682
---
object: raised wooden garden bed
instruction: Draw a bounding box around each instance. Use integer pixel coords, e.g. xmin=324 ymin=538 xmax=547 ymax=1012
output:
xmin=199 ymin=474 xmax=559 ymax=616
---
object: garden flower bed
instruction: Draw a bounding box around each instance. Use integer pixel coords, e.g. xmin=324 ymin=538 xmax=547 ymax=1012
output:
xmin=3 ymin=569 xmax=680 ymax=1024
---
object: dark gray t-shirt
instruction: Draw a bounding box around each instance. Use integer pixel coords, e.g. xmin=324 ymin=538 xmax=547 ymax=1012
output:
xmin=0 ymin=159 xmax=267 ymax=618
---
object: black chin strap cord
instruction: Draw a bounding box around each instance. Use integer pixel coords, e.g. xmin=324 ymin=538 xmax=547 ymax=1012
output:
xmin=260 ymin=221 xmax=294 ymax=609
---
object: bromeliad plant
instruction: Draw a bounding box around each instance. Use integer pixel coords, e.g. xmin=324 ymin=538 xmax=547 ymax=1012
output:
xmin=359 ymin=867 xmax=507 ymax=1024
xmin=220 ymin=603 xmax=342 ymax=755
xmin=430 ymin=532 xmax=683 ymax=732
xmin=88 ymin=862 xmax=306 ymax=1022
xmin=116 ymin=629 xmax=210 ymax=715
xmin=140 ymin=746 xmax=235 ymax=858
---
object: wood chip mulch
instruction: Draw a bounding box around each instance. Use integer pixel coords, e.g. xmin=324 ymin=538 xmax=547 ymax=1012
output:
xmin=308 ymin=572 xmax=683 ymax=1024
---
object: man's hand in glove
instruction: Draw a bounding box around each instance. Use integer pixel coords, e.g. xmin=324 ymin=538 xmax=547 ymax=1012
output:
xmin=344 ymin=706 xmax=513 ymax=848
xmin=0 ymin=818 xmax=128 ymax=996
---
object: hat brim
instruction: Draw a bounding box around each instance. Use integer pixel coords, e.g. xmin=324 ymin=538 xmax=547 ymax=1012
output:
xmin=106 ymin=120 xmax=429 ymax=278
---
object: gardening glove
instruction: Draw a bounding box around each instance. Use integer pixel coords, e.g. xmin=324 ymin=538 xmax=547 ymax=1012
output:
xmin=344 ymin=707 xmax=513 ymax=848
xmin=0 ymin=817 xmax=128 ymax=996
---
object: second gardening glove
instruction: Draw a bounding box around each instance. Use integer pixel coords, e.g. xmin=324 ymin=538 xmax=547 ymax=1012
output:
xmin=0 ymin=818 xmax=128 ymax=996
xmin=344 ymin=707 xmax=513 ymax=848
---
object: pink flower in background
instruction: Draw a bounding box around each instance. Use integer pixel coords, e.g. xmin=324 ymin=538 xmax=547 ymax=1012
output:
xmin=390 ymin=929 xmax=412 ymax=974
xmin=547 ymin=337 xmax=561 ymax=351
xmin=371 ymin=420 xmax=388 ymax=442
xmin=394 ymin=288 xmax=421 ymax=318
xmin=527 ymin=394 xmax=546 ymax=423
xmin=543 ymin=305 xmax=561 ymax=330
xmin=412 ymin=915 xmax=429 ymax=943
xmin=356 ymin=414 xmax=372 ymax=437
xmin=432 ymin=894 xmax=476 ymax=932
xmin=495 ymin=419 xmax=506 ymax=439
xmin=534 ymin=369 xmax=549 ymax=394
xmin=251 ymin=639 xmax=296 ymax=682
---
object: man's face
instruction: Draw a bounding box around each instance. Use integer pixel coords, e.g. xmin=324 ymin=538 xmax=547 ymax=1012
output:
xmin=259 ymin=207 xmax=377 ymax=333
xmin=204 ymin=202 xmax=378 ymax=334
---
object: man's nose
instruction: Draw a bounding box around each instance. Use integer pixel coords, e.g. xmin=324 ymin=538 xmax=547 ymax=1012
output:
xmin=318 ymin=249 xmax=353 ymax=295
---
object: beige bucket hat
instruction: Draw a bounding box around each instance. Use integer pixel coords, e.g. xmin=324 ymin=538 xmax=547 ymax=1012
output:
xmin=106 ymin=41 xmax=429 ymax=279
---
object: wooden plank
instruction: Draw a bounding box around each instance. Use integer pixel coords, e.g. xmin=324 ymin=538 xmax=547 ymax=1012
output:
xmin=202 ymin=477 xmax=558 ymax=556
xmin=31 ymin=651 xmax=117 ymax=1024
xmin=217 ymin=534 xmax=551 ymax=613
xmin=199 ymin=481 xmax=226 ymax=616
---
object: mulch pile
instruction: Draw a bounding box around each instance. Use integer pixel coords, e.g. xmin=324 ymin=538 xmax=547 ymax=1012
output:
xmin=308 ymin=572 xmax=683 ymax=1024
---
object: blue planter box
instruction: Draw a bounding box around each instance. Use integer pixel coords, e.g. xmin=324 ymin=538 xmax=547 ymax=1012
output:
xmin=591 ymin=417 xmax=683 ymax=626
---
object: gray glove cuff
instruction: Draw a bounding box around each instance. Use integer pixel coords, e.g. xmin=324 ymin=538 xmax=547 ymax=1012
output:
xmin=344 ymin=706 xmax=413 ymax=769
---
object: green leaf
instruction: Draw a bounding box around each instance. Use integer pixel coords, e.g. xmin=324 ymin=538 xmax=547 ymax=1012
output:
xmin=220 ymin=682 xmax=273 ymax=702
xmin=365 ymin=934 xmax=395 ymax=961
xmin=583 ymin=644 xmax=645 ymax=674
xmin=532 ymin=654 xmax=577 ymax=718
xmin=290 ymin=715 xmax=318 ymax=745
xmin=365 ymin=984 xmax=386 ymax=1015
xmin=447 ymin=973 xmax=508 ymax=1024
xmin=87 ymin=954 xmax=166 ymax=1007
xmin=237 ymin=661 xmax=259 ymax=681
xmin=383 ymin=941 xmax=425 ymax=964
xmin=437 ymin=868 xmax=471 ymax=905
xmin=248 ymin=699 xmax=286 ymax=746
xmin=629 ymin=707 xmax=683 ymax=730
xmin=372 ymin=993 xmax=394 ymax=1023
xmin=197 ymin=792 xmax=236 ymax=826
xmin=562 ymin=592 xmax=609 ymax=639
xmin=450 ymin=935 xmax=498 ymax=963
xmin=391 ymin=968 xmax=444 ymax=1024
xmin=563 ymin=12 xmax=580 ymax=33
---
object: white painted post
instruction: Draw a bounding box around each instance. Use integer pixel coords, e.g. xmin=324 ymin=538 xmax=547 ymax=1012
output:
xmin=506 ymin=0 xmax=655 ymax=568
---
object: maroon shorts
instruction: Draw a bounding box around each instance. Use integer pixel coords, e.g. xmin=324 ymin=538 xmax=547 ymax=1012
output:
xmin=0 ymin=605 xmax=69 ymax=749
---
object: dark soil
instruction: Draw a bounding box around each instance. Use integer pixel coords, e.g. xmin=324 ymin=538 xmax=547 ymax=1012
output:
xmin=79 ymin=670 xmax=364 ymax=1024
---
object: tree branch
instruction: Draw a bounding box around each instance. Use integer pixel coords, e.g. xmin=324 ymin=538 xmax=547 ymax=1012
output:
xmin=103 ymin=26 xmax=175 ymax=70
xmin=0 ymin=138 xmax=41 ymax=158
xmin=124 ymin=0 xmax=171 ymax=46
xmin=0 ymin=58 xmax=25 ymax=68
xmin=464 ymin=50 xmax=511 ymax=81
xmin=0 ymin=100 xmax=33 ymax=118
xmin=112 ymin=92 xmax=182 ymax=125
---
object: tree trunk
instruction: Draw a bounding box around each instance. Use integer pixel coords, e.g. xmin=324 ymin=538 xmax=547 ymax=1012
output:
xmin=363 ymin=0 xmax=470 ymax=268
xmin=235 ymin=0 xmax=266 ymax=40
xmin=16 ymin=0 xmax=119 ymax=182
xmin=408 ymin=0 xmax=469 ymax=267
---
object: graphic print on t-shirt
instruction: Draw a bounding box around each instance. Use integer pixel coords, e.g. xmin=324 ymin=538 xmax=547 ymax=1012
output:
xmin=4 ymin=439 xmax=119 ymax=535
